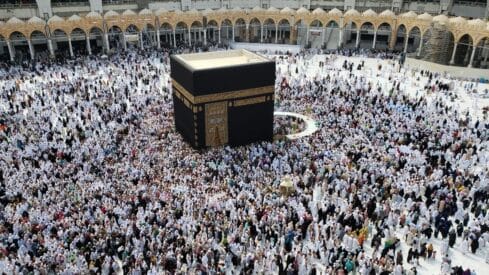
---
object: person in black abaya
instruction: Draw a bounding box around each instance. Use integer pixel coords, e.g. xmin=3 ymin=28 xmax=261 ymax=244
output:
xmin=448 ymin=229 xmax=457 ymax=248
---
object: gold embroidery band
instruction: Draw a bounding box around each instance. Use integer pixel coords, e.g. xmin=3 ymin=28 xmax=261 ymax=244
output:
xmin=172 ymin=79 xmax=274 ymax=104
xmin=233 ymin=96 xmax=267 ymax=107
xmin=205 ymin=101 xmax=229 ymax=147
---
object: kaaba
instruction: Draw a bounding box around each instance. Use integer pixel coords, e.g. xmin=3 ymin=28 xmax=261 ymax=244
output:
xmin=170 ymin=49 xmax=275 ymax=149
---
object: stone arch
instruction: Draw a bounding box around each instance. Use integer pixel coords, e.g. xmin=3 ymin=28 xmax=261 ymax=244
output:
xmin=326 ymin=20 xmax=339 ymax=28
xmin=325 ymin=20 xmax=341 ymax=49
xmin=263 ymin=18 xmax=276 ymax=43
xmin=190 ymin=21 xmax=203 ymax=46
xmin=123 ymin=24 xmax=143 ymax=48
xmin=375 ymin=22 xmax=392 ymax=50
xmin=125 ymin=24 xmax=140 ymax=34
xmin=455 ymin=33 xmax=474 ymax=46
xmin=207 ymin=20 xmax=219 ymax=44
xmin=107 ymin=25 xmax=124 ymax=50
xmin=343 ymin=21 xmax=359 ymax=49
xmin=277 ymin=19 xmax=291 ymax=44
xmin=141 ymin=23 xmax=156 ymax=48
xmin=89 ymin=27 xmax=104 ymax=54
xmin=30 ymin=30 xmax=48 ymax=59
xmin=235 ymin=18 xmax=246 ymax=27
xmin=160 ymin=22 xmax=173 ymax=47
xmin=175 ymin=22 xmax=189 ymax=45
xmin=308 ymin=20 xmax=324 ymax=48
xmin=160 ymin=21 xmax=173 ymax=30
xmin=309 ymin=19 xmax=323 ymax=28
xmin=234 ymin=18 xmax=246 ymax=42
xmin=70 ymin=28 xmax=87 ymax=55
xmin=52 ymin=29 xmax=69 ymax=56
xmin=220 ymin=19 xmax=233 ymax=43
xmin=407 ymin=26 xmax=422 ymax=53
xmin=394 ymin=24 xmax=407 ymax=51
xmin=453 ymin=34 xmax=474 ymax=67
xmin=471 ymin=37 xmax=489 ymax=68
xmin=248 ymin=18 xmax=261 ymax=43
xmin=293 ymin=19 xmax=307 ymax=46
xmin=375 ymin=22 xmax=392 ymax=31
xmin=9 ymin=31 xmax=28 ymax=61
xmin=359 ymin=22 xmax=375 ymax=49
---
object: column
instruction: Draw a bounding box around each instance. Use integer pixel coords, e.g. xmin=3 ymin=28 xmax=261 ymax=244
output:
xmin=260 ymin=25 xmax=264 ymax=43
xmin=417 ymin=33 xmax=423 ymax=57
xmin=47 ymin=38 xmax=54 ymax=57
xmin=139 ymin=31 xmax=144 ymax=49
xmin=188 ymin=28 xmax=192 ymax=46
xmin=232 ymin=25 xmax=235 ymax=42
xmin=104 ymin=32 xmax=110 ymax=52
xmin=468 ymin=45 xmax=477 ymax=67
xmin=68 ymin=36 xmax=74 ymax=57
xmin=36 ymin=0 xmax=53 ymax=17
xmin=6 ymin=39 xmax=15 ymax=62
xmin=156 ymin=28 xmax=161 ymax=49
xmin=203 ymin=29 xmax=207 ymax=45
xmin=218 ymin=28 xmax=221 ymax=44
xmin=305 ymin=26 xmax=310 ymax=46
xmin=450 ymin=43 xmax=458 ymax=64
xmin=275 ymin=25 xmax=278 ymax=43
xmin=173 ymin=30 xmax=176 ymax=47
xmin=322 ymin=27 xmax=327 ymax=46
xmin=122 ymin=33 xmax=127 ymax=51
xmin=86 ymin=36 xmax=92 ymax=55
xmin=246 ymin=25 xmax=249 ymax=42
xmin=27 ymin=39 xmax=35 ymax=60
xmin=372 ymin=30 xmax=377 ymax=49
xmin=290 ymin=26 xmax=296 ymax=44
xmin=338 ymin=27 xmax=344 ymax=48
xmin=388 ymin=29 xmax=397 ymax=50
xmin=484 ymin=46 xmax=489 ymax=62
xmin=404 ymin=34 xmax=409 ymax=53
xmin=355 ymin=29 xmax=360 ymax=48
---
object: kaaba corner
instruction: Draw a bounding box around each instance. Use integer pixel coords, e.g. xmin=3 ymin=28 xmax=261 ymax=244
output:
xmin=170 ymin=49 xmax=276 ymax=149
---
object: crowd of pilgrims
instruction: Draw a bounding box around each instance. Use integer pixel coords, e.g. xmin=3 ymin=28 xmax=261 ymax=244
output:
xmin=274 ymin=116 xmax=307 ymax=138
xmin=0 ymin=44 xmax=489 ymax=275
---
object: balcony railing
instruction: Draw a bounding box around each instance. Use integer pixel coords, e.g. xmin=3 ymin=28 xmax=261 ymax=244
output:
xmin=101 ymin=0 xmax=137 ymax=4
xmin=0 ymin=2 xmax=37 ymax=9
xmin=453 ymin=0 xmax=486 ymax=6
xmin=52 ymin=1 xmax=90 ymax=7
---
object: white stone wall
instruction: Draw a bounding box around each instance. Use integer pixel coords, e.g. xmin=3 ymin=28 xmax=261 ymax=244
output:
xmin=451 ymin=4 xmax=485 ymax=19
xmin=102 ymin=4 xmax=138 ymax=12
xmin=229 ymin=0 xmax=261 ymax=9
xmin=53 ymin=6 xmax=91 ymax=15
xmin=0 ymin=8 xmax=39 ymax=20
xmin=89 ymin=0 xmax=103 ymax=13
xmin=270 ymin=0 xmax=302 ymax=9
xmin=36 ymin=0 xmax=52 ymax=17
xmin=193 ymin=0 xmax=222 ymax=10
xmin=148 ymin=1 xmax=181 ymax=11
xmin=1 ymin=0 xmax=489 ymax=22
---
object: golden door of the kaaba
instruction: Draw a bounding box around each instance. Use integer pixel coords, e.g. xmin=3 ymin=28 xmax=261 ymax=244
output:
xmin=205 ymin=101 xmax=228 ymax=147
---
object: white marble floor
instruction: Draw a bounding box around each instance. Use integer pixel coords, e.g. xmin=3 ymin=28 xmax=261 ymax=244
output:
xmin=275 ymin=54 xmax=489 ymax=275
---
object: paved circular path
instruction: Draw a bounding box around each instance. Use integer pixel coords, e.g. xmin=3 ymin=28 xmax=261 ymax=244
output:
xmin=274 ymin=111 xmax=319 ymax=140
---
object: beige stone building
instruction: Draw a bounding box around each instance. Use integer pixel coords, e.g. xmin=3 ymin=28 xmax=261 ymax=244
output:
xmin=1 ymin=7 xmax=489 ymax=67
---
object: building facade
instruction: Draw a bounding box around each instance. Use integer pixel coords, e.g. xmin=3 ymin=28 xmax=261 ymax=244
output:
xmin=0 ymin=5 xmax=489 ymax=68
